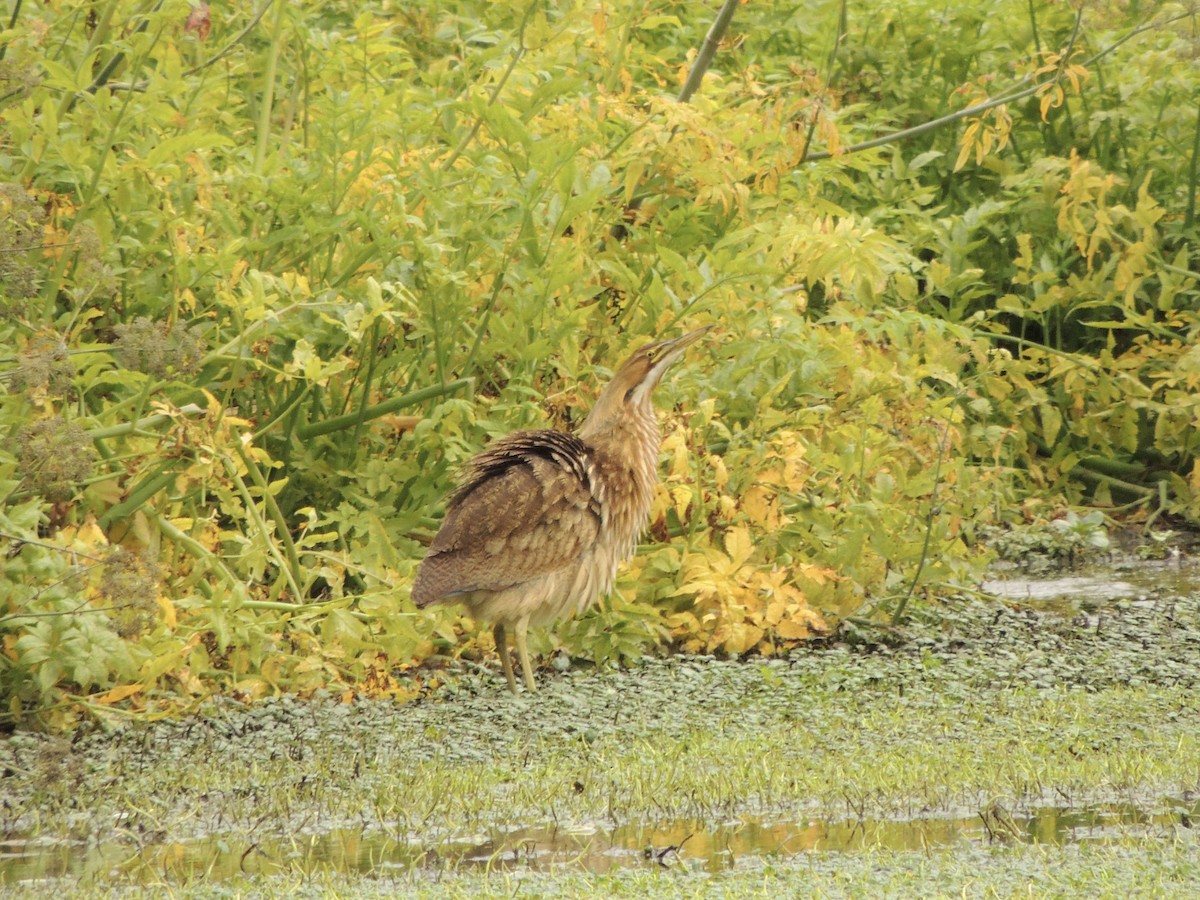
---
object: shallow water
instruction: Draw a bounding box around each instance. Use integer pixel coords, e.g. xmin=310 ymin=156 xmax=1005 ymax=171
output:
xmin=3 ymin=556 xmax=1199 ymax=892
xmin=4 ymin=797 xmax=1197 ymax=885
xmin=981 ymin=556 xmax=1200 ymax=606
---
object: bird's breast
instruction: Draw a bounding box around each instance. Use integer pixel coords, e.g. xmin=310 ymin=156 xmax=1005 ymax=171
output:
xmin=586 ymin=417 xmax=661 ymax=570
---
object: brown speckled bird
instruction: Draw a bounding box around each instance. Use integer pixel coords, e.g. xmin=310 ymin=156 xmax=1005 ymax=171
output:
xmin=411 ymin=326 xmax=710 ymax=692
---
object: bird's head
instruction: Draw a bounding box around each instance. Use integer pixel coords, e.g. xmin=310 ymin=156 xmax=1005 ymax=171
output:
xmin=580 ymin=326 xmax=711 ymax=438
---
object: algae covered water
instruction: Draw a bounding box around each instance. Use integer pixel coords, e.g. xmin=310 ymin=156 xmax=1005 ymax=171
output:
xmin=3 ymin=557 xmax=1200 ymax=897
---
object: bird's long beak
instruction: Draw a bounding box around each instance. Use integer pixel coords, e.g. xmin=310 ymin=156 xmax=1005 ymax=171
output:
xmin=636 ymin=325 xmax=713 ymax=401
xmin=653 ymin=325 xmax=713 ymax=369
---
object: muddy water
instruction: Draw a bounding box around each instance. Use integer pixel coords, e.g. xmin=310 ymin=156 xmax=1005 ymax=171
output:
xmin=5 ymin=799 xmax=1197 ymax=884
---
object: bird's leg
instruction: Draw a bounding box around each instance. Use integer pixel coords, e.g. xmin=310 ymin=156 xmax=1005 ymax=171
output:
xmin=514 ymin=617 xmax=537 ymax=692
xmin=494 ymin=623 xmax=517 ymax=694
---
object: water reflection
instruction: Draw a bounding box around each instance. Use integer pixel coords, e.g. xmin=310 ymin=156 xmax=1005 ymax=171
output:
xmin=981 ymin=556 xmax=1200 ymax=606
xmin=3 ymin=798 xmax=1196 ymax=886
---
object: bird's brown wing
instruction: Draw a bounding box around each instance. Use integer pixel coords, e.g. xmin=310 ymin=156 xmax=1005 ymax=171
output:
xmin=411 ymin=430 xmax=600 ymax=606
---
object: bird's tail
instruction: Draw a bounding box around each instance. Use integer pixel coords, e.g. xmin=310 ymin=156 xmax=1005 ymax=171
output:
xmin=410 ymin=556 xmax=456 ymax=608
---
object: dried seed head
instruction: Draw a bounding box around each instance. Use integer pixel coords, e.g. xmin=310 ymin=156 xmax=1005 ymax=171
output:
xmin=0 ymin=60 xmax=38 ymax=100
xmin=0 ymin=182 xmax=44 ymax=304
xmin=99 ymin=548 xmax=159 ymax=638
xmin=115 ymin=317 xmax=207 ymax=378
xmin=17 ymin=416 xmax=95 ymax=501
xmin=68 ymin=221 xmax=117 ymax=301
xmin=13 ymin=335 xmax=74 ymax=397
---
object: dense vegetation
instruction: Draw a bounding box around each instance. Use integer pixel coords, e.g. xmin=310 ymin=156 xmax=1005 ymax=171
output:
xmin=1 ymin=0 xmax=1197 ymax=727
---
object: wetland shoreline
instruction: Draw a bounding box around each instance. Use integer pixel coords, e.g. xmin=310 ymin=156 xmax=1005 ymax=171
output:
xmin=3 ymin=557 xmax=1200 ymax=897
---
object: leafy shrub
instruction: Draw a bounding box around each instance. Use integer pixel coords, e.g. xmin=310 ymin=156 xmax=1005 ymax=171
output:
xmin=0 ymin=0 xmax=1195 ymax=725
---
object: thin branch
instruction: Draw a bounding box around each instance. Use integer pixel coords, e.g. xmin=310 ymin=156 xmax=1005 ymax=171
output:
xmin=0 ymin=532 xmax=106 ymax=562
xmin=803 ymin=8 xmax=1187 ymax=163
xmin=0 ymin=606 xmax=122 ymax=625
xmin=440 ymin=1 xmax=537 ymax=172
xmin=799 ymin=0 xmax=849 ymax=165
xmin=891 ymin=420 xmax=951 ymax=625
xmin=602 ymin=0 xmax=740 ymax=245
xmin=0 ymin=0 xmax=23 ymax=62
xmin=677 ymin=0 xmax=740 ymax=103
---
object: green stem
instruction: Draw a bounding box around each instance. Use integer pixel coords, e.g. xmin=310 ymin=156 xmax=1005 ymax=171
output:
xmin=891 ymin=422 xmax=950 ymax=626
xmin=295 ymin=378 xmax=472 ymax=440
xmin=1186 ymin=95 xmax=1200 ymax=232
xmin=440 ymin=1 xmax=536 ymax=172
xmin=254 ymin=0 xmax=287 ymax=175
xmin=677 ymin=0 xmax=740 ymax=103
xmin=1079 ymin=455 xmax=1146 ymax=479
xmin=462 ymin=269 xmax=509 ymax=376
xmin=79 ymin=25 xmax=162 ymax=204
xmin=347 ymin=319 xmax=383 ymax=463
xmin=240 ymin=599 xmax=373 ymax=622
xmin=233 ymin=440 xmax=303 ymax=594
xmin=251 ymin=383 xmax=312 ymax=441
xmin=221 ymin=452 xmax=304 ymax=603
xmin=88 ymin=404 xmax=207 ymax=441
xmin=98 ymin=466 xmax=176 ymax=527
xmin=1071 ymin=465 xmax=1155 ymax=499
xmin=0 ymin=0 xmax=23 ymax=61
xmin=74 ymin=0 xmax=165 ymax=105
xmin=155 ymin=514 xmax=243 ymax=593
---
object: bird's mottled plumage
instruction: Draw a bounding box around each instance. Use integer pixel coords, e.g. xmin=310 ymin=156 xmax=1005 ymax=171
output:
xmin=411 ymin=430 xmax=602 ymax=622
xmin=412 ymin=326 xmax=710 ymax=692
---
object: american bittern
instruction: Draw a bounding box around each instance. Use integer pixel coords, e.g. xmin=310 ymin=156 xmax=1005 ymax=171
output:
xmin=411 ymin=327 xmax=710 ymax=692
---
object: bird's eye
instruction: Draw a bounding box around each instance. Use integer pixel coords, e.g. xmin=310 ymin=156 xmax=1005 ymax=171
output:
xmin=624 ymin=387 xmax=636 ymax=402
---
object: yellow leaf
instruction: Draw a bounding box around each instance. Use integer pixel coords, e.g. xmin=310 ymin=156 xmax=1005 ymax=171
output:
xmin=765 ymin=599 xmax=788 ymax=625
xmin=59 ymin=516 xmax=109 ymax=553
xmin=776 ymin=617 xmax=811 ymax=640
xmin=665 ymin=427 xmax=690 ymax=479
xmin=623 ymin=158 xmax=644 ymax=206
xmin=724 ymin=526 xmax=753 ymax=567
xmin=742 ymin=485 xmax=776 ymax=528
xmin=233 ymin=677 xmax=270 ymax=699
xmin=671 ymin=484 xmax=693 ymax=518
xmin=157 ymin=594 xmax=177 ymax=630
xmin=723 ymin=621 xmax=763 ymax=655
xmin=174 ymin=666 xmax=205 ymax=695
xmin=953 ymin=137 xmax=973 ymax=172
xmin=94 ymin=684 xmax=143 ymax=705
xmin=592 ymin=3 xmax=607 ymax=38
xmin=794 ymin=563 xmax=836 ymax=585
